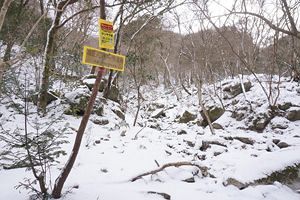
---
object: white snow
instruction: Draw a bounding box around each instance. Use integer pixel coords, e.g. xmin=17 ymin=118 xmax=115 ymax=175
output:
xmin=1 ymin=65 xmax=300 ymax=200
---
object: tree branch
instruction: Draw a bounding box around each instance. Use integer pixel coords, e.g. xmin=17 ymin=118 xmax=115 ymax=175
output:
xmin=131 ymin=161 xmax=208 ymax=182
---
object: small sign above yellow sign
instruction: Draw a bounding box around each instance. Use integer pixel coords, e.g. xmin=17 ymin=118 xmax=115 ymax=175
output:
xmin=82 ymin=46 xmax=125 ymax=71
xmin=99 ymin=19 xmax=114 ymax=50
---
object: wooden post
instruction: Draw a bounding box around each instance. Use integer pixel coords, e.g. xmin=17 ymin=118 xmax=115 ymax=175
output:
xmin=51 ymin=1 xmax=107 ymax=198
xmin=90 ymin=0 xmax=106 ymax=74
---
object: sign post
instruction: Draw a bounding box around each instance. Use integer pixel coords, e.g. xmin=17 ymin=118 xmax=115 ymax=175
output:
xmin=51 ymin=0 xmax=125 ymax=197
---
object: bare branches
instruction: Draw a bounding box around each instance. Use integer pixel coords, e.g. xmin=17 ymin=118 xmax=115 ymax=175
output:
xmin=230 ymin=11 xmax=300 ymax=39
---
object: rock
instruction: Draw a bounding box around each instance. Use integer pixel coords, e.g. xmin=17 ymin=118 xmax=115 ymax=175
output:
xmin=95 ymin=140 xmax=101 ymax=144
xmin=234 ymin=137 xmax=255 ymax=145
xmin=214 ymin=152 xmax=222 ymax=156
xmin=272 ymin=139 xmax=280 ymax=144
xmin=256 ymin=164 xmax=300 ymax=185
xmin=112 ymin=109 xmax=125 ymax=120
xmin=278 ymin=102 xmax=292 ymax=111
xmin=31 ymin=90 xmax=58 ymax=105
xmin=183 ymin=177 xmax=195 ymax=183
xmin=151 ymin=109 xmax=165 ymax=118
xmin=248 ymin=113 xmax=271 ymax=132
xmin=92 ymin=118 xmax=109 ymax=125
xmin=64 ymin=96 xmax=89 ymax=116
xmin=99 ymin=79 xmax=108 ymax=92
xmin=277 ymin=141 xmax=290 ymax=149
xmin=177 ymin=129 xmax=187 ymax=135
xmin=200 ymin=106 xmax=225 ymax=126
xmin=200 ymin=141 xmax=211 ymax=151
xmin=147 ymin=191 xmax=171 ymax=200
xmin=184 ymin=140 xmax=195 ymax=147
xmin=149 ymin=123 xmax=161 ymax=130
xmin=224 ymin=178 xmax=247 ymax=189
xmin=72 ymin=184 xmax=79 ymax=189
xmin=107 ymin=85 xmax=121 ymax=103
xmin=179 ymin=111 xmax=197 ymax=123
xmin=212 ymin=123 xmax=224 ymax=130
xmin=223 ymin=81 xmax=252 ymax=98
xmin=270 ymin=117 xmax=288 ymax=129
xmin=232 ymin=111 xmax=245 ymax=121
xmin=286 ymin=109 xmax=300 ymax=121
xmin=120 ymin=130 xmax=126 ymax=137
xmin=94 ymin=104 xmax=104 ymax=116
xmin=83 ymin=76 xmax=107 ymax=92
xmin=151 ymin=102 xmax=165 ymax=109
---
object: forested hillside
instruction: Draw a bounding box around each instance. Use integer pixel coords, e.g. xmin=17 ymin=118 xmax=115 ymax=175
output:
xmin=0 ymin=0 xmax=300 ymax=199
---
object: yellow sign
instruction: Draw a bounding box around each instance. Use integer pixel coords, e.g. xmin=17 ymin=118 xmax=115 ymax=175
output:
xmin=99 ymin=19 xmax=114 ymax=49
xmin=82 ymin=46 xmax=125 ymax=71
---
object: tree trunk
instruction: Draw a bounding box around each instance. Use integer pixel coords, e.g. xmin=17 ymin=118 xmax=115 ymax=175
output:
xmin=197 ymin=79 xmax=215 ymax=135
xmin=3 ymin=41 xmax=14 ymax=62
xmin=51 ymin=69 xmax=105 ymax=198
xmin=38 ymin=15 xmax=60 ymax=113
xmin=0 ymin=0 xmax=13 ymax=32
xmin=90 ymin=0 xmax=106 ymax=74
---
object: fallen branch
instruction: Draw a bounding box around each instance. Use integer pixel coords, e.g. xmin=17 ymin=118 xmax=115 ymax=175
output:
xmin=131 ymin=161 xmax=208 ymax=182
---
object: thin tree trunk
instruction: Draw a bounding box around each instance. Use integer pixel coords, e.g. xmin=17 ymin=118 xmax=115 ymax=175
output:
xmin=90 ymin=0 xmax=106 ymax=74
xmin=39 ymin=13 xmax=61 ymax=113
xmin=39 ymin=0 xmax=79 ymax=113
xmin=3 ymin=41 xmax=13 ymax=62
xmin=0 ymin=0 xmax=13 ymax=32
xmin=52 ymin=69 xmax=105 ymax=198
xmin=197 ymin=80 xmax=215 ymax=135
xmin=133 ymin=85 xmax=141 ymax=126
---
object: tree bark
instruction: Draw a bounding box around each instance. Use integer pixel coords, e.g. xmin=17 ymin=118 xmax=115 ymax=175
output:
xmin=90 ymin=0 xmax=106 ymax=74
xmin=38 ymin=0 xmax=79 ymax=113
xmin=51 ymin=69 xmax=105 ymax=198
xmin=38 ymin=12 xmax=61 ymax=113
xmin=0 ymin=0 xmax=13 ymax=32
xmin=3 ymin=41 xmax=13 ymax=62
xmin=52 ymin=1 xmax=106 ymax=198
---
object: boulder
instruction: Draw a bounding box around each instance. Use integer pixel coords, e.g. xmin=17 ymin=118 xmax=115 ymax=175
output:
xmin=182 ymin=177 xmax=195 ymax=183
xmin=223 ymin=81 xmax=252 ymax=98
xmin=147 ymin=191 xmax=171 ymax=200
xmin=31 ymin=90 xmax=58 ymax=105
xmin=200 ymin=106 xmax=225 ymax=126
xmin=92 ymin=118 xmax=109 ymax=125
xmin=112 ymin=109 xmax=125 ymax=120
xmin=107 ymin=85 xmax=121 ymax=103
xmin=179 ymin=111 xmax=197 ymax=123
xmin=256 ymin=164 xmax=300 ymax=185
xmin=278 ymin=102 xmax=292 ymax=111
xmin=248 ymin=113 xmax=271 ymax=132
xmin=64 ymin=95 xmax=89 ymax=116
xmin=286 ymin=109 xmax=300 ymax=121
xmin=94 ymin=104 xmax=104 ymax=116
xmin=231 ymin=111 xmax=245 ymax=121
xmin=82 ymin=76 xmax=107 ymax=92
xmin=151 ymin=109 xmax=165 ymax=118
xmin=212 ymin=123 xmax=224 ymax=130
xmin=224 ymin=178 xmax=247 ymax=189
xmin=177 ymin=129 xmax=187 ymax=135
xmin=277 ymin=141 xmax=290 ymax=149
xmin=272 ymin=139 xmax=280 ymax=145
xmin=234 ymin=137 xmax=255 ymax=145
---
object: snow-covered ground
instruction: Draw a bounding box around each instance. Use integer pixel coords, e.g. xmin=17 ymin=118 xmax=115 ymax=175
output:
xmin=1 ymin=70 xmax=300 ymax=200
